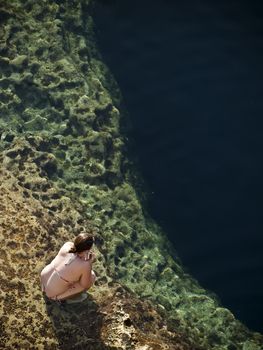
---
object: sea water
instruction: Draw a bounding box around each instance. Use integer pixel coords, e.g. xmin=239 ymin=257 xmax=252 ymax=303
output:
xmin=93 ymin=0 xmax=263 ymax=332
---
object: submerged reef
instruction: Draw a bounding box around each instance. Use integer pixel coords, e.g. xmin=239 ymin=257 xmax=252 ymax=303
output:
xmin=0 ymin=0 xmax=262 ymax=349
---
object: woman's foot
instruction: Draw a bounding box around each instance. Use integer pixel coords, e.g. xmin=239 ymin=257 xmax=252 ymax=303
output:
xmin=65 ymin=292 xmax=88 ymax=304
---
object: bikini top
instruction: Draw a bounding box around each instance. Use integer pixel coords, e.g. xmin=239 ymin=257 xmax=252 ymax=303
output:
xmin=52 ymin=254 xmax=78 ymax=284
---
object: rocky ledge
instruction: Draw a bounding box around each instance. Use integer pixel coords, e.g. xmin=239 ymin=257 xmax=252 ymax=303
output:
xmin=0 ymin=1 xmax=262 ymax=349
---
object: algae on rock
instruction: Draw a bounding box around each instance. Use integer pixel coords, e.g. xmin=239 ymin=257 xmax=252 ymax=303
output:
xmin=0 ymin=0 xmax=262 ymax=349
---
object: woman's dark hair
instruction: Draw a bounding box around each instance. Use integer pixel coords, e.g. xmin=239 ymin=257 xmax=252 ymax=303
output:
xmin=69 ymin=233 xmax=94 ymax=253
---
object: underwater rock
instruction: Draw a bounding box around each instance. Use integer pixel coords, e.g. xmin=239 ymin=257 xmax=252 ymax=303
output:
xmin=0 ymin=151 xmax=195 ymax=350
xmin=24 ymin=115 xmax=48 ymax=131
xmin=9 ymin=54 xmax=28 ymax=67
xmin=0 ymin=0 xmax=262 ymax=349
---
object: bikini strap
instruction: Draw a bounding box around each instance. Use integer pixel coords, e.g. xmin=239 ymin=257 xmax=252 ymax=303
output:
xmin=65 ymin=253 xmax=76 ymax=266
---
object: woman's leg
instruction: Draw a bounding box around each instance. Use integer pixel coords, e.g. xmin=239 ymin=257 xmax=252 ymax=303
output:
xmin=40 ymin=268 xmax=53 ymax=292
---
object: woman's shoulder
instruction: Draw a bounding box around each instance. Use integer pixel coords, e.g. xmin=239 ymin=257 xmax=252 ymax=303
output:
xmin=59 ymin=241 xmax=74 ymax=255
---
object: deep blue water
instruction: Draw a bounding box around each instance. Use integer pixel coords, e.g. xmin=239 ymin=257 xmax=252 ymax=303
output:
xmin=93 ymin=0 xmax=263 ymax=332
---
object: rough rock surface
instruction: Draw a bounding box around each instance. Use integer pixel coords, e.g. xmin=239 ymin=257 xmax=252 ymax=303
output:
xmin=0 ymin=151 xmax=196 ymax=350
xmin=0 ymin=1 xmax=262 ymax=349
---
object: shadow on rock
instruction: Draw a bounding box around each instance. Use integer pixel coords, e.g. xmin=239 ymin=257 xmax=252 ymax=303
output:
xmin=45 ymin=294 xmax=110 ymax=350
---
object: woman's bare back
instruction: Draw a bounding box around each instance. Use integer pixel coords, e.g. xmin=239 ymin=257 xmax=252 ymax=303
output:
xmin=41 ymin=242 xmax=93 ymax=299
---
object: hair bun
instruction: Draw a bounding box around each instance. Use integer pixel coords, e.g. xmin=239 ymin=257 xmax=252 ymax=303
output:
xmin=69 ymin=246 xmax=77 ymax=253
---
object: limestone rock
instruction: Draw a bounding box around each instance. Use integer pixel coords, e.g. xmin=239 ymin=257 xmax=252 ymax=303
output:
xmin=0 ymin=0 xmax=262 ymax=349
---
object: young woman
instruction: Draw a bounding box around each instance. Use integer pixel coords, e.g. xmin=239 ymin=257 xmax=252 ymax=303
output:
xmin=40 ymin=233 xmax=96 ymax=303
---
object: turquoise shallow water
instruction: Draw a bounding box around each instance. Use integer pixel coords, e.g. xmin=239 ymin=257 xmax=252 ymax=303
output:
xmin=93 ymin=0 xmax=263 ymax=332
